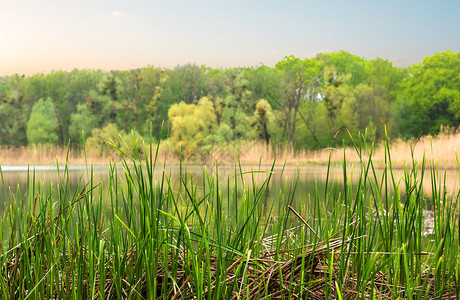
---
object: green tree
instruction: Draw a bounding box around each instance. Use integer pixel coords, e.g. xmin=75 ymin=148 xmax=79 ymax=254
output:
xmin=220 ymin=69 xmax=252 ymax=140
xmin=316 ymin=51 xmax=369 ymax=86
xmin=0 ymin=75 xmax=28 ymax=145
xmin=116 ymin=67 xmax=166 ymax=136
xmin=22 ymin=75 xmax=47 ymax=129
xmin=168 ymin=97 xmax=217 ymax=157
xmin=276 ymin=56 xmax=323 ymax=150
xmin=249 ymin=99 xmax=274 ymax=145
xmin=294 ymin=101 xmax=333 ymax=149
xmin=317 ymin=51 xmax=375 ymax=143
xmin=204 ymin=67 xmax=228 ymax=100
xmin=86 ymin=123 xmax=144 ymax=157
xmin=167 ymin=64 xmax=208 ymax=104
xmin=244 ymin=65 xmax=281 ymax=110
xmin=26 ymin=98 xmax=59 ymax=144
xmin=68 ymin=90 xmax=114 ymax=143
xmin=68 ymin=103 xmax=98 ymax=143
xmin=320 ymin=65 xmax=354 ymax=137
xmin=44 ymin=71 xmax=71 ymax=144
xmin=68 ymin=69 xmax=103 ymax=105
xmin=295 ymin=98 xmax=333 ymax=149
xmin=365 ymin=58 xmax=406 ymax=139
xmin=99 ymin=71 xmax=120 ymax=102
xmin=158 ymin=64 xmax=209 ymax=134
xmin=394 ymin=51 xmax=460 ymax=136
xmin=66 ymin=69 xmax=103 ymax=139
xmin=204 ymin=123 xmax=233 ymax=144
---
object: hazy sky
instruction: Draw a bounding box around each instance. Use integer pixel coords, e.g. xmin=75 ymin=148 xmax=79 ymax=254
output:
xmin=1 ymin=0 xmax=459 ymax=76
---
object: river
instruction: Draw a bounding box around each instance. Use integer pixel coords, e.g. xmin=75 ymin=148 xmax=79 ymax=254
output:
xmin=1 ymin=163 xmax=458 ymax=219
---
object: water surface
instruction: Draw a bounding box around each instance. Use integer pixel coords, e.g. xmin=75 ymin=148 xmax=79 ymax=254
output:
xmin=1 ymin=164 xmax=458 ymax=217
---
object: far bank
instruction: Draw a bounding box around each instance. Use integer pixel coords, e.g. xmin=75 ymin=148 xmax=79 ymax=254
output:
xmin=1 ymin=130 xmax=460 ymax=169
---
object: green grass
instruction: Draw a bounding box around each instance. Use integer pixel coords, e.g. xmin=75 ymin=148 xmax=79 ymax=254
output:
xmin=0 ymin=127 xmax=459 ymax=299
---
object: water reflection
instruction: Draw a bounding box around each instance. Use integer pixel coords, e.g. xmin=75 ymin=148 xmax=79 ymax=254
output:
xmin=1 ymin=164 xmax=458 ymax=217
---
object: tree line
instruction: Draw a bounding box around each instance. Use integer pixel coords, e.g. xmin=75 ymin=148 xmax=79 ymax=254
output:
xmin=0 ymin=50 xmax=458 ymax=157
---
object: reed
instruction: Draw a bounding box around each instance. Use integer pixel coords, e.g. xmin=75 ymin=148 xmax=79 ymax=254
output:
xmin=2 ymin=129 xmax=460 ymax=168
xmin=233 ymin=130 xmax=460 ymax=168
xmin=0 ymin=127 xmax=459 ymax=299
xmin=0 ymin=142 xmax=174 ymax=166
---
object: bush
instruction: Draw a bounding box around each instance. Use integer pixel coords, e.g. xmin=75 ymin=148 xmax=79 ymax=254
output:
xmin=86 ymin=123 xmax=144 ymax=157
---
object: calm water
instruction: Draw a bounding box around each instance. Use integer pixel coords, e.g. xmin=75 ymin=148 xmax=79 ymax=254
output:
xmin=1 ymin=164 xmax=458 ymax=215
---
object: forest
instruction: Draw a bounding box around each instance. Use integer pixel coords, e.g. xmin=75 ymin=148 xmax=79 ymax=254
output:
xmin=0 ymin=50 xmax=459 ymax=158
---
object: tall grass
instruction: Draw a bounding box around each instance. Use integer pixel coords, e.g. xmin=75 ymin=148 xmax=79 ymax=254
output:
xmin=0 ymin=127 xmax=459 ymax=299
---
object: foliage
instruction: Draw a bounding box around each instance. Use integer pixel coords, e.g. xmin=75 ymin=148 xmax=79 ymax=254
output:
xmin=168 ymin=97 xmax=217 ymax=157
xmin=68 ymin=102 xmax=99 ymax=143
xmin=86 ymin=123 xmax=144 ymax=157
xmin=204 ymin=123 xmax=233 ymax=144
xmin=1 ymin=50 xmax=459 ymax=155
xmin=394 ymin=51 xmax=460 ymax=136
xmin=316 ymin=50 xmax=369 ymax=86
xmin=0 ymin=76 xmax=27 ymax=146
xmin=115 ymin=67 xmax=166 ymax=135
xmin=26 ymin=97 xmax=59 ymax=144
xmin=68 ymin=90 xmax=115 ymax=144
xmin=275 ymin=56 xmax=324 ymax=150
xmin=248 ymin=99 xmax=274 ymax=144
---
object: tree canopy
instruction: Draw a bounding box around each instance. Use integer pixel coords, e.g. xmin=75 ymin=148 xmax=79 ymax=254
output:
xmin=26 ymin=97 xmax=59 ymax=144
xmin=0 ymin=50 xmax=458 ymax=156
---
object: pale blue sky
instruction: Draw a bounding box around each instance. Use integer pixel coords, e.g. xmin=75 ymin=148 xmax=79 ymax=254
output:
xmin=1 ymin=0 xmax=459 ymax=76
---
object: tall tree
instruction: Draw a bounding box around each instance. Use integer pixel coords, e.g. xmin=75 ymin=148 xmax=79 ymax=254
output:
xmin=26 ymin=98 xmax=59 ymax=144
xmin=168 ymin=97 xmax=217 ymax=157
xmin=316 ymin=51 xmax=369 ymax=86
xmin=0 ymin=75 xmax=28 ymax=145
xmin=116 ymin=67 xmax=166 ymax=136
xmin=249 ymin=99 xmax=274 ymax=146
xmin=321 ymin=66 xmax=354 ymax=135
xmin=68 ymin=90 xmax=113 ymax=143
xmin=276 ymin=56 xmax=323 ymax=150
xmin=394 ymin=51 xmax=460 ymax=136
xmin=220 ymin=69 xmax=252 ymax=140
xmin=45 ymin=71 xmax=71 ymax=144
xmin=244 ymin=65 xmax=281 ymax=109
xmin=365 ymin=58 xmax=406 ymax=139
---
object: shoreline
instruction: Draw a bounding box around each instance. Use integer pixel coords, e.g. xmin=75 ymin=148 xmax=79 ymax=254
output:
xmin=1 ymin=131 xmax=460 ymax=170
xmin=1 ymin=140 xmax=458 ymax=299
xmin=2 ymin=159 xmax=459 ymax=171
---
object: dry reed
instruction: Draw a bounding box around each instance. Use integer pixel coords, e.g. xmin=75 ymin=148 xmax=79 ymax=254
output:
xmin=207 ymin=130 xmax=460 ymax=169
xmin=1 ymin=130 xmax=459 ymax=168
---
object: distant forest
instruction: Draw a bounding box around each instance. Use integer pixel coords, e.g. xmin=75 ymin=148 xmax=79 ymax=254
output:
xmin=0 ymin=50 xmax=459 ymax=157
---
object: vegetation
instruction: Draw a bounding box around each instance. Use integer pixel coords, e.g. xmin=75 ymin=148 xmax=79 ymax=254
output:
xmin=0 ymin=50 xmax=459 ymax=159
xmin=1 ymin=126 xmax=460 ymax=168
xmin=26 ymin=97 xmax=59 ymax=144
xmin=0 ymin=129 xmax=459 ymax=299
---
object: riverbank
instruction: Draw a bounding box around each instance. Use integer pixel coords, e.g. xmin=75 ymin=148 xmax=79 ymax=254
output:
xmin=1 ymin=131 xmax=460 ymax=169
xmin=1 ymin=134 xmax=458 ymax=299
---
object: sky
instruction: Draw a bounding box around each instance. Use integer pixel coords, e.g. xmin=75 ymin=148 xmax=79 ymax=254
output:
xmin=1 ymin=0 xmax=459 ymax=76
